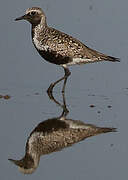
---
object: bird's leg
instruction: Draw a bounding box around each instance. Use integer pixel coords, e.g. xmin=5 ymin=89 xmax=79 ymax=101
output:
xmin=62 ymin=66 xmax=71 ymax=93
xmin=47 ymin=76 xmax=65 ymax=93
xmin=47 ymin=66 xmax=71 ymax=93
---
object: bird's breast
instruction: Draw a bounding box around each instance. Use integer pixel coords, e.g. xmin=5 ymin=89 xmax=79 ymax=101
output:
xmin=32 ymin=35 xmax=72 ymax=65
xmin=37 ymin=49 xmax=72 ymax=65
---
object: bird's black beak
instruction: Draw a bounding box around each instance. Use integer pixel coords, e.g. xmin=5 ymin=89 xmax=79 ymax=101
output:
xmin=15 ymin=14 xmax=27 ymax=21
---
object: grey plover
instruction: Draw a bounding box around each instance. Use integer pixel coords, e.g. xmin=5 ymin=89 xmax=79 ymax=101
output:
xmin=8 ymin=117 xmax=116 ymax=174
xmin=15 ymin=7 xmax=119 ymax=92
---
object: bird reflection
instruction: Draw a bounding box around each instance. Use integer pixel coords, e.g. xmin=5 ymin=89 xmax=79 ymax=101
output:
xmin=8 ymin=91 xmax=116 ymax=174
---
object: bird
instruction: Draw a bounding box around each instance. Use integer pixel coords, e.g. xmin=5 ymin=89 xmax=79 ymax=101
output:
xmin=8 ymin=117 xmax=116 ymax=174
xmin=15 ymin=7 xmax=120 ymax=93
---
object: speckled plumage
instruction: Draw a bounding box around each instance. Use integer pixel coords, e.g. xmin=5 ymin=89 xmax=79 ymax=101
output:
xmin=15 ymin=7 xmax=119 ymax=92
xmin=15 ymin=7 xmax=120 ymax=66
xmin=32 ymin=16 xmax=120 ymax=65
xmin=9 ymin=117 xmax=116 ymax=174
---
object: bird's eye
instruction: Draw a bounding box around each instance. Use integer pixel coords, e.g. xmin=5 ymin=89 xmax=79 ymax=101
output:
xmin=30 ymin=11 xmax=36 ymax=16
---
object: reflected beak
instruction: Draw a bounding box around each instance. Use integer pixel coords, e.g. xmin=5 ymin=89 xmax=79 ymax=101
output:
xmin=8 ymin=158 xmax=21 ymax=166
xmin=15 ymin=14 xmax=27 ymax=21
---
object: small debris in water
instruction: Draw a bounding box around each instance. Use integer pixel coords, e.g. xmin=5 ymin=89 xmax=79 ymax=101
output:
xmin=107 ymin=105 xmax=112 ymax=109
xmin=3 ymin=95 xmax=11 ymax=100
xmin=0 ymin=94 xmax=11 ymax=100
xmin=90 ymin=104 xmax=95 ymax=108
xmin=88 ymin=94 xmax=95 ymax=97
xmin=89 ymin=5 xmax=93 ymax=11
xmin=110 ymin=143 xmax=114 ymax=147
xmin=34 ymin=92 xmax=39 ymax=95
xmin=0 ymin=95 xmax=3 ymax=98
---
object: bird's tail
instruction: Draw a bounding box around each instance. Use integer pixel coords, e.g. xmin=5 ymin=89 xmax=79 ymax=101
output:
xmin=95 ymin=127 xmax=117 ymax=135
xmin=86 ymin=46 xmax=120 ymax=62
xmin=81 ymin=124 xmax=117 ymax=140
xmin=104 ymin=55 xmax=120 ymax=62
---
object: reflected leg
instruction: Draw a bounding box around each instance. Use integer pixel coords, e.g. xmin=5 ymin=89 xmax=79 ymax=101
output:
xmin=47 ymin=84 xmax=69 ymax=118
xmin=61 ymin=91 xmax=69 ymax=117
xmin=47 ymin=65 xmax=71 ymax=93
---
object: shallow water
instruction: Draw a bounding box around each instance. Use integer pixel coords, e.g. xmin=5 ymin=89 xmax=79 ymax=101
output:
xmin=0 ymin=0 xmax=128 ymax=179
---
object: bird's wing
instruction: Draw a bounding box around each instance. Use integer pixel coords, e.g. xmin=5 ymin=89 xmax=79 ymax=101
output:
xmin=42 ymin=27 xmax=88 ymax=58
xmin=43 ymin=27 xmax=119 ymax=63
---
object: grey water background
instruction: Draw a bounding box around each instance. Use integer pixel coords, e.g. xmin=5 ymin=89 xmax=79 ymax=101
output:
xmin=0 ymin=0 xmax=127 ymax=179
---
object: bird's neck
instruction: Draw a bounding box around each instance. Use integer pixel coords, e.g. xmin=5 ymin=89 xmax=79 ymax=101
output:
xmin=30 ymin=153 xmax=40 ymax=169
xmin=32 ymin=16 xmax=47 ymax=36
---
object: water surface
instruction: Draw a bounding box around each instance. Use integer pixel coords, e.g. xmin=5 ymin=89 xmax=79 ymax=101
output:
xmin=0 ymin=0 xmax=127 ymax=179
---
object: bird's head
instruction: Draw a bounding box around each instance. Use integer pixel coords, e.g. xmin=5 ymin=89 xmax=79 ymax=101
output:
xmin=8 ymin=154 xmax=38 ymax=174
xmin=15 ymin=7 xmax=46 ymax=26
